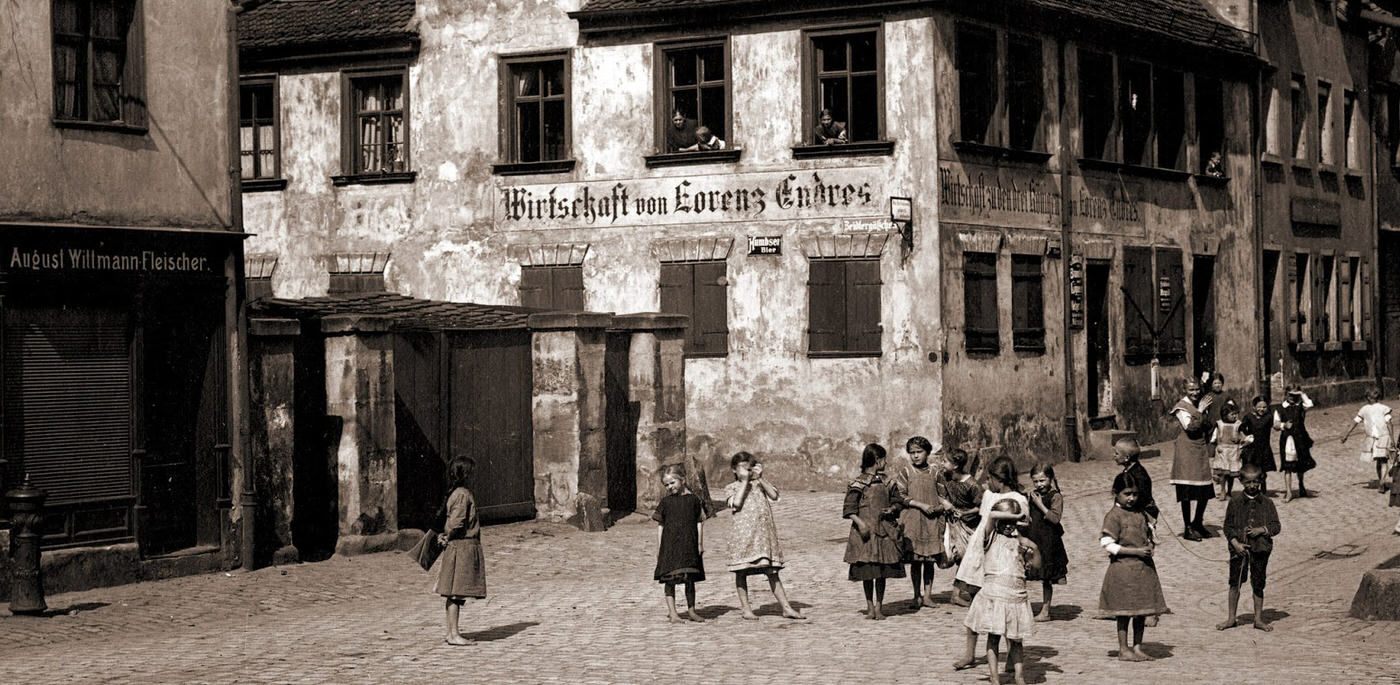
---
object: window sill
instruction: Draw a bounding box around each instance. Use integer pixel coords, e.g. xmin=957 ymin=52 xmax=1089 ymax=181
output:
xmin=645 ymin=149 xmax=742 ymax=168
xmin=1343 ymin=168 xmax=1364 ymax=180
xmin=683 ymin=352 xmax=729 ymax=359
xmin=52 ymin=118 xmax=148 ymax=135
xmin=1076 ymin=157 xmax=1119 ymax=172
xmin=1120 ymin=163 xmax=1192 ymax=181
xmin=1261 ymin=153 xmax=1286 ymax=168
xmin=1290 ymin=160 xmax=1313 ymax=174
xmin=791 ymin=140 xmax=895 ymax=159
xmin=1294 ymin=341 xmax=1318 ymax=352
xmin=1193 ymin=173 xmax=1230 ymax=188
xmin=807 ymin=350 xmax=882 ymax=359
xmin=951 ymin=141 xmax=1052 ymax=164
xmin=242 ymin=178 xmax=289 ymax=193
xmin=492 ymin=159 xmax=576 ymax=176
xmin=1351 ymin=339 xmax=1369 ymax=351
xmin=1317 ymin=164 xmax=1340 ymax=177
xmin=1322 ymin=340 xmax=1344 ymax=352
xmin=331 ymin=171 xmax=417 ymax=186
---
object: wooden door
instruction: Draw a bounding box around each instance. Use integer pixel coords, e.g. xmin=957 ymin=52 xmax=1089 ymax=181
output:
xmin=1086 ymin=260 xmax=1111 ymax=418
xmin=448 ymin=331 xmax=534 ymax=521
xmin=394 ymin=332 xmax=446 ymax=532
xmin=604 ymin=333 xmax=637 ymax=516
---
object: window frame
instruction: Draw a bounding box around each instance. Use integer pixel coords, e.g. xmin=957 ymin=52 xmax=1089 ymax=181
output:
xmin=239 ymin=75 xmax=282 ymax=187
xmin=795 ymin=23 xmax=892 ymax=158
xmin=658 ymin=260 xmax=730 ymax=358
xmin=1194 ymin=75 xmax=1226 ymax=176
xmin=1121 ymin=245 xmax=1186 ymax=365
xmin=953 ymin=24 xmax=1046 ymax=156
xmin=1342 ymin=88 xmax=1359 ymax=171
xmin=955 ymin=22 xmax=998 ymax=146
xmin=652 ymin=37 xmax=734 ymax=158
xmin=807 ymin=257 xmax=883 ymax=357
xmin=1078 ymin=48 xmax=1117 ymax=161
xmin=1290 ymin=73 xmax=1308 ymax=162
xmin=963 ymin=251 xmax=1000 ymax=355
xmin=335 ymin=66 xmax=415 ymax=185
xmin=50 ymin=0 xmax=146 ymax=133
xmin=1004 ymin=32 xmax=1045 ymax=153
xmin=495 ymin=50 xmax=574 ymax=175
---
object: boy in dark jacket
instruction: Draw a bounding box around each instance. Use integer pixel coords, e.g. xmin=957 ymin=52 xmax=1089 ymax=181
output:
xmin=1217 ymin=464 xmax=1281 ymax=632
xmin=1113 ymin=437 xmax=1159 ymax=520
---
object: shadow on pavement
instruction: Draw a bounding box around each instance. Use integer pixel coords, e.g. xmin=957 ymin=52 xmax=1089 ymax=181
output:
xmin=696 ymin=605 xmax=735 ymax=620
xmin=752 ymin=601 xmax=813 ymax=617
xmin=1136 ymin=641 xmax=1174 ymax=659
xmin=1022 ymin=645 xmax=1062 ymax=683
xmin=1261 ymin=608 xmax=1291 ymax=623
xmin=14 ymin=602 xmax=112 ymax=619
xmin=461 ymin=621 xmax=539 ymax=642
xmin=1377 ymin=554 xmax=1400 ymax=570
xmin=1034 ymin=603 xmax=1083 ymax=622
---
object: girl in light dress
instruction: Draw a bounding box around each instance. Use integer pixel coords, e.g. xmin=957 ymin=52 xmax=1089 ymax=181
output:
xmin=723 ymin=452 xmax=804 ymax=620
xmin=960 ymin=498 xmax=1041 ymax=685
xmin=1342 ymin=387 xmax=1394 ymax=493
xmin=1211 ymin=402 xmax=1252 ymax=500
xmin=953 ymin=457 xmax=1029 ymax=671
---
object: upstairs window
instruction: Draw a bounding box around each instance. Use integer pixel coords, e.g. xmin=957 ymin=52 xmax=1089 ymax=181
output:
xmin=1264 ymin=73 xmax=1282 ymax=156
xmin=239 ymin=79 xmax=278 ymax=180
xmin=1079 ymin=49 xmax=1115 ymax=160
xmin=806 ymin=27 xmax=883 ymax=143
xmin=1195 ymin=76 xmax=1225 ymax=175
xmin=1317 ymin=80 xmax=1334 ymax=166
xmin=1388 ymin=86 xmax=1400 ymax=167
xmin=502 ymin=55 xmax=570 ymax=163
xmin=52 ymin=0 xmax=145 ymax=128
xmin=1291 ymin=74 xmax=1307 ymax=160
xmin=956 ymin=24 xmax=996 ymax=145
xmin=1121 ymin=61 xmax=1152 ymax=165
xmin=657 ymin=41 xmax=728 ymax=153
xmin=345 ymin=70 xmax=408 ymax=175
xmin=1153 ymin=68 xmax=1185 ymax=170
xmin=1343 ymin=89 xmax=1358 ymax=169
xmin=956 ymin=26 xmax=1043 ymax=151
xmin=1006 ymin=35 xmax=1044 ymax=151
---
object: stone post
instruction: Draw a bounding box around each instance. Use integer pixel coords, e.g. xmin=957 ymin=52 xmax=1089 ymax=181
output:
xmin=528 ymin=312 xmax=612 ymax=529
xmin=322 ymin=315 xmax=399 ymax=555
xmin=248 ymin=317 xmax=300 ymax=566
xmin=612 ymin=314 xmax=690 ymax=511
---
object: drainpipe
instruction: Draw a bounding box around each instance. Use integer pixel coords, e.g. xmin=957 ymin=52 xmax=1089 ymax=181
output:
xmin=1253 ymin=35 xmax=1269 ymax=402
xmin=1057 ymin=37 xmax=1081 ymax=462
xmin=228 ymin=0 xmax=254 ymax=570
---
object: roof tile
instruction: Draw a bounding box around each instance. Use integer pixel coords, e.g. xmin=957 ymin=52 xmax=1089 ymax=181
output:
xmin=239 ymin=0 xmax=417 ymax=51
xmin=251 ymin=292 xmax=545 ymax=331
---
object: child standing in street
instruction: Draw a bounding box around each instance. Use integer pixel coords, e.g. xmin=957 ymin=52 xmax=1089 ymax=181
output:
xmin=940 ymin=447 xmax=984 ymax=606
xmin=723 ymin=452 xmax=805 ymax=620
xmin=897 ymin=436 xmax=948 ymax=609
xmin=1099 ymin=470 xmax=1170 ymax=662
xmin=1342 ymin=388 xmax=1393 ymax=492
xmin=436 ymin=457 xmax=486 ymax=646
xmin=1217 ymin=464 xmax=1281 ymax=632
xmin=1025 ymin=463 xmax=1068 ymax=621
xmin=1276 ymin=384 xmax=1317 ymax=501
xmin=1112 ymin=436 xmax=1159 ymax=520
xmin=843 ymin=443 xmax=906 ymax=620
xmin=954 ymin=457 xmax=1029 ymax=668
xmin=654 ymin=471 xmax=708 ymax=623
xmin=958 ymin=499 xmax=1041 ymax=685
xmin=1211 ymin=402 xmax=1251 ymax=500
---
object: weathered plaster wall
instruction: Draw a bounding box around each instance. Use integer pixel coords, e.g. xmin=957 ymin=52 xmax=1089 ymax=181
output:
xmin=249 ymin=319 xmax=300 ymax=565
xmin=322 ymin=318 xmax=397 ymax=539
xmin=0 ymin=1 xmax=231 ymax=228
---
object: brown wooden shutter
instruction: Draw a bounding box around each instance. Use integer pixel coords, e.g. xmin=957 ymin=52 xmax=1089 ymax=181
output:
xmin=692 ymin=261 xmax=729 ymax=356
xmin=4 ymin=307 xmax=132 ymax=506
xmin=808 ymin=260 xmax=846 ymax=353
xmin=1122 ymin=246 xmax=1154 ymax=359
xmin=1011 ymin=254 xmax=1044 ymax=349
xmin=846 ymin=259 xmax=882 ymax=354
xmin=1285 ymin=252 xmax=1300 ymax=343
xmin=1156 ymin=247 xmax=1186 ymax=359
xmin=962 ymin=252 xmax=999 ymax=353
xmin=1311 ymin=252 xmax=1326 ymax=342
xmin=121 ymin=0 xmax=147 ymax=127
xmin=1338 ymin=257 xmax=1354 ymax=341
xmin=555 ymin=266 xmax=585 ymax=311
xmin=1361 ymin=256 xmax=1374 ymax=342
xmin=519 ymin=266 xmax=551 ymax=309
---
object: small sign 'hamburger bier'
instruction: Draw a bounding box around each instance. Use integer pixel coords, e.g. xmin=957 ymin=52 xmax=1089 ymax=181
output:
xmin=748 ymin=236 xmax=781 ymax=255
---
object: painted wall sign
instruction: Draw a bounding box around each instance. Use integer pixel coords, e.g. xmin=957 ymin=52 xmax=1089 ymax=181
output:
xmin=496 ymin=167 xmax=885 ymax=229
xmin=938 ymin=161 xmax=1145 ymax=235
xmin=7 ymin=246 xmax=213 ymax=274
xmin=1158 ymin=275 xmax=1173 ymax=311
xmin=1068 ymin=253 xmax=1085 ymax=329
xmin=748 ymin=236 xmax=782 ymax=255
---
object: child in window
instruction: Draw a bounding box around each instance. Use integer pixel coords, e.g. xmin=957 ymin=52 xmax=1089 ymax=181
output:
xmin=813 ymin=109 xmax=848 ymax=145
xmin=680 ymin=125 xmax=726 ymax=151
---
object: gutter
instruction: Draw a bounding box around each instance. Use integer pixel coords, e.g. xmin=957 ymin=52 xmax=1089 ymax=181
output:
xmin=1056 ymin=36 xmax=1081 ymax=462
xmin=228 ymin=0 xmax=255 ymax=571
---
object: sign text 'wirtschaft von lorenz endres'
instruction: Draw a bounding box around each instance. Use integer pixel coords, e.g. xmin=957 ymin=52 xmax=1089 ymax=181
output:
xmin=9 ymin=247 xmax=212 ymax=273
xmin=939 ymin=164 xmax=1143 ymax=229
xmin=498 ymin=169 xmax=883 ymax=228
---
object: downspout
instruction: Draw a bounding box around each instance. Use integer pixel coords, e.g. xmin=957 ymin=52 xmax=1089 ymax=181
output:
xmin=1253 ymin=22 xmax=1269 ymax=402
xmin=228 ymin=0 xmax=255 ymax=570
xmin=1057 ymin=37 xmax=1081 ymax=461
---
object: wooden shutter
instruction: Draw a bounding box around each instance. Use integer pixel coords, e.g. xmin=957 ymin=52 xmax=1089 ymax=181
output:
xmin=120 ymin=0 xmax=147 ymax=127
xmin=1285 ymin=252 xmax=1300 ymax=343
xmin=554 ymin=266 xmax=585 ymax=311
xmin=1122 ymin=246 xmax=1154 ymax=358
xmin=963 ymin=252 xmax=999 ymax=353
xmin=1361 ymin=256 xmax=1374 ymax=342
xmin=846 ymin=259 xmax=882 ymax=354
xmin=1156 ymin=247 xmax=1186 ymax=359
xmin=1011 ymin=254 xmax=1044 ymax=349
xmin=518 ymin=266 xmax=550 ymax=309
xmin=808 ymin=260 xmax=846 ymax=353
xmin=692 ymin=261 xmax=729 ymax=357
xmin=4 ymin=307 xmax=132 ymax=506
xmin=1311 ymin=252 xmax=1327 ymax=342
xmin=1338 ymin=257 xmax=1354 ymax=341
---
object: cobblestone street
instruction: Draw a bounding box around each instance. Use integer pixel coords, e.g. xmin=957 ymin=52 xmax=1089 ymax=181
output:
xmin=4 ymin=402 xmax=1400 ymax=684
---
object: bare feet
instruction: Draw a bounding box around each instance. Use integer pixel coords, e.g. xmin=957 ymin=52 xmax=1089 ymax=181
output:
xmin=685 ymin=608 xmax=705 ymax=622
xmin=1216 ymin=617 xmax=1239 ymax=630
xmin=951 ymin=656 xmax=977 ymax=671
xmin=1253 ymin=620 xmax=1273 ymax=631
xmin=667 ymin=612 xmax=683 ymax=624
xmin=872 ymin=606 xmax=887 ymax=620
xmin=1118 ymin=651 xmax=1149 ymax=662
xmin=909 ymin=597 xmax=922 ymax=611
xmin=781 ymin=606 xmax=806 ymax=619
xmin=740 ymin=611 xmax=759 ymax=620
xmin=445 ymin=635 xmax=470 ymax=646
xmin=951 ymin=590 xmax=971 ymax=607
xmin=1132 ymin=646 xmax=1154 ymax=661
xmin=921 ymin=594 xmax=938 ymax=608
xmin=1034 ymin=610 xmax=1052 ymax=622
xmin=1014 ymin=674 xmax=1028 ymax=685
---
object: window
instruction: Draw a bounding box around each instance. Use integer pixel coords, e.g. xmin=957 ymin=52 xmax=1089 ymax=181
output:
xmin=963 ymin=252 xmax=999 ymax=354
xmin=1079 ymin=49 xmax=1115 ymax=160
xmin=239 ymin=79 xmax=278 ymax=180
xmin=1387 ymin=87 xmax=1400 ymax=167
xmin=1317 ymin=80 xmax=1334 ymax=165
xmin=1119 ymin=61 xmax=1184 ymax=169
xmin=1318 ymin=254 xmax=1336 ymax=341
xmin=1343 ymin=89 xmax=1358 ymax=169
xmin=956 ymin=24 xmax=996 ymax=144
xmin=808 ymin=258 xmax=881 ymax=356
xmin=657 ymin=41 xmax=728 ymax=153
xmin=1264 ymin=74 xmax=1282 ymax=156
xmin=345 ymin=70 xmax=408 ymax=175
xmin=502 ymin=55 xmax=570 ymax=163
xmin=1122 ymin=246 xmax=1185 ymax=363
xmin=1011 ymin=254 xmax=1044 ymax=351
xmin=1195 ymin=76 xmax=1225 ymax=175
xmin=658 ymin=261 xmax=729 ymax=357
xmin=1291 ymin=74 xmax=1307 ymax=160
xmin=51 ymin=0 xmax=145 ymax=127
xmin=1006 ymin=36 xmax=1043 ymax=151
xmin=1288 ymin=251 xmax=1311 ymax=344
xmin=519 ymin=265 xmax=584 ymax=311
xmin=1121 ymin=61 xmax=1152 ymax=165
xmin=807 ymin=27 xmax=882 ymax=143
xmin=1349 ymin=256 xmax=1366 ymax=341
xmin=328 ymin=252 xmax=389 ymax=294
xmin=1154 ymin=68 xmax=1185 ymax=170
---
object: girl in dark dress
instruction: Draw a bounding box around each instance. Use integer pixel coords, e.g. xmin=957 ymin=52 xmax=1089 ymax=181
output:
xmin=843 ymin=443 xmax=906 ymax=620
xmin=654 ymin=471 xmax=707 ymax=623
xmin=1026 ymin=463 xmax=1068 ymax=622
xmin=1239 ymin=395 xmax=1278 ymax=483
xmin=1099 ymin=470 xmax=1169 ymax=662
xmin=1276 ymin=384 xmax=1317 ymax=500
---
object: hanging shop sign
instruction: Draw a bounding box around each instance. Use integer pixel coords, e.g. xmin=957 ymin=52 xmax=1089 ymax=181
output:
xmin=1068 ymin=253 xmax=1085 ymax=330
xmin=748 ymin=236 xmax=782 ymax=255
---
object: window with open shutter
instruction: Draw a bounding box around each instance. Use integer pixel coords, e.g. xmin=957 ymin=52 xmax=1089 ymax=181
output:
xmin=658 ymin=261 xmax=729 ymax=357
xmin=1155 ymin=247 xmax=1185 ymax=362
xmin=1318 ymin=254 xmax=1336 ymax=341
xmin=1338 ymin=256 xmax=1354 ymax=341
xmin=963 ymin=252 xmax=999 ymax=354
xmin=1011 ymin=254 xmax=1044 ymax=351
xmin=1293 ymin=252 xmax=1312 ymax=343
xmin=1122 ymin=246 xmax=1154 ymax=361
xmin=1361 ymin=256 xmax=1374 ymax=342
xmin=809 ymin=259 xmax=880 ymax=356
xmin=1285 ymin=251 xmax=1300 ymax=343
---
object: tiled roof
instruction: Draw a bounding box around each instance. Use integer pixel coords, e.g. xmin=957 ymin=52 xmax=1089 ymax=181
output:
xmin=238 ymin=0 xmax=416 ymax=51
xmin=251 ymin=292 xmax=538 ymax=331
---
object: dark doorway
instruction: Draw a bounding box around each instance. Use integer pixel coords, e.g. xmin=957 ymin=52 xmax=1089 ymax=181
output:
xmin=1087 ymin=260 xmax=1112 ymax=418
xmin=1382 ymin=233 xmax=1400 ymax=386
xmin=604 ymin=333 xmax=638 ymax=518
xmin=448 ymin=332 xmax=534 ymax=522
xmin=1192 ymin=255 xmax=1217 ymax=378
xmin=395 ymin=332 xmax=446 ymax=532
xmin=291 ymin=330 xmax=336 ymax=561
xmin=1262 ymin=250 xmax=1280 ymax=397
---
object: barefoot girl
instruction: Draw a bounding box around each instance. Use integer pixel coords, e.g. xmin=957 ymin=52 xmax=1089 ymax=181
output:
xmin=1275 ymin=384 xmax=1316 ymax=501
xmin=436 ymin=457 xmax=486 ymax=646
xmin=954 ymin=456 xmax=1028 ymax=670
xmin=1025 ymin=463 xmax=1068 ymax=621
xmin=724 ymin=452 xmax=805 ymax=620
xmin=1211 ymin=402 xmax=1250 ymax=500
xmin=654 ymin=471 xmax=707 ymax=622
xmin=1099 ymin=470 xmax=1169 ymax=662
xmin=962 ymin=499 xmax=1041 ymax=685
xmin=897 ymin=436 xmax=948 ymax=609
xmin=843 ymin=443 xmax=906 ymax=620
xmin=1341 ymin=387 xmax=1393 ymax=492
xmin=939 ymin=448 xmax=983 ymax=606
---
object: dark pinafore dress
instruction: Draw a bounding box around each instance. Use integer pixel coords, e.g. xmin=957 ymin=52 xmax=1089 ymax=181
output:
xmin=843 ymin=473 xmax=907 ymax=581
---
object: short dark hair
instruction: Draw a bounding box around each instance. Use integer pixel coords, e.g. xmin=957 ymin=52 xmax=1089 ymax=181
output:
xmin=1239 ymin=463 xmax=1264 ymax=481
xmin=860 ymin=443 xmax=887 ymax=469
xmin=906 ymin=436 xmax=933 ymax=454
xmin=730 ymin=451 xmax=755 ymax=470
xmin=944 ymin=447 xmax=969 ymax=471
xmin=1112 ymin=468 xmax=1144 ymax=495
xmin=447 ymin=457 xmax=475 ymax=489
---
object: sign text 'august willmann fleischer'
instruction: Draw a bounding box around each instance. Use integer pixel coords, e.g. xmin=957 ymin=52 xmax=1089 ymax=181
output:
xmin=9 ymin=247 xmax=212 ymax=273
xmin=496 ymin=168 xmax=887 ymax=229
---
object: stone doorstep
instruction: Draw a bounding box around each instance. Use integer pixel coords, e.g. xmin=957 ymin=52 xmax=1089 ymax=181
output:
xmin=333 ymin=530 xmax=420 ymax=557
xmin=0 ymin=541 xmax=234 ymax=603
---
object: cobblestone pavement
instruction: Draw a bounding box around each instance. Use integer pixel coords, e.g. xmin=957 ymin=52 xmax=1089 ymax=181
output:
xmin=4 ymin=403 xmax=1400 ymax=684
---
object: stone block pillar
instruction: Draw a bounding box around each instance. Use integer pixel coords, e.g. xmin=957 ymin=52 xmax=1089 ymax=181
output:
xmin=612 ymin=314 xmax=690 ymax=511
xmin=248 ymin=318 xmax=301 ymax=566
xmin=528 ymin=312 xmax=612 ymax=528
xmin=321 ymin=315 xmax=398 ymax=554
